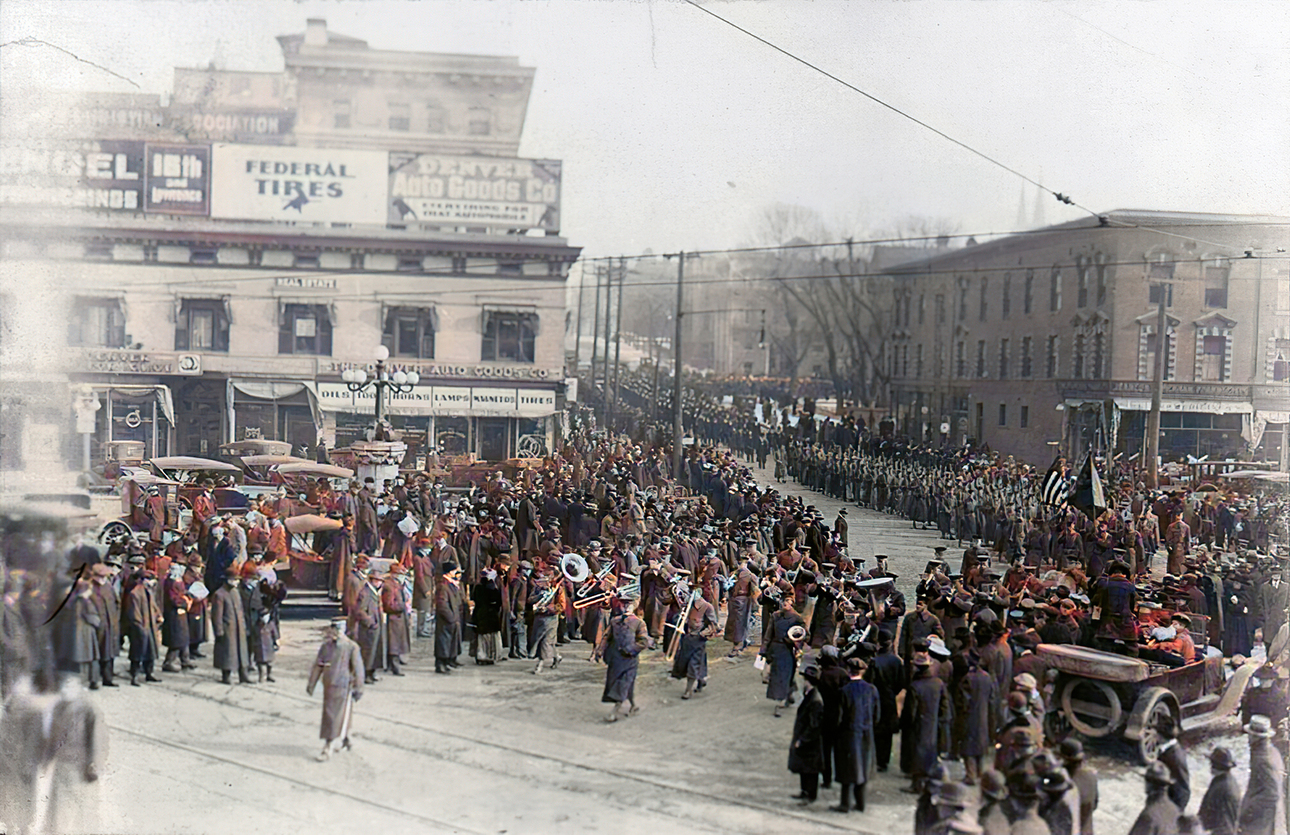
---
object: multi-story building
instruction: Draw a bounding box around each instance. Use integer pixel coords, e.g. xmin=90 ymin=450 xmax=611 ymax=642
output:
xmin=0 ymin=19 xmax=579 ymax=469
xmin=883 ymin=210 xmax=1290 ymax=467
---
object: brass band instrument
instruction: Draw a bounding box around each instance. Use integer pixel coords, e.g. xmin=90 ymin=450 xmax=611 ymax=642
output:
xmin=560 ymin=553 xmax=590 ymax=584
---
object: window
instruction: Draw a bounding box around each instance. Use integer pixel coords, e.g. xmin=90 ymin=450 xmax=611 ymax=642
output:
xmin=1148 ymin=284 xmax=1174 ymax=306
xmin=388 ymin=102 xmax=410 ymax=132
xmin=1046 ymin=335 xmax=1059 ymax=378
xmin=1091 ymin=333 xmax=1105 ymax=378
xmin=69 ymin=297 xmax=125 ymax=347
xmin=1024 ymin=269 xmax=1034 ymax=314
xmin=1002 ymin=273 xmax=1011 ymax=320
xmin=1073 ymin=333 xmax=1086 ymax=378
xmin=1199 ymin=334 xmax=1227 ymax=381
xmin=916 ymin=344 xmax=924 ymax=378
xmin=1272 ymin=339 xmax=1290 ymax=382
xmin=175 ymin=299 xmax=229 ymax=352
xmin=901 ymin=345 xmax=910 ymax=377
xmin=1095 ymin=256 xmax=1107 ymax=306
xmin=958 ymin=279 xmax=968 ymax=321
xmin=1141 ymin=330 xmax=1174 ymax=381
xmin=955 ymin=340 xmax=966 ymax=377
xmin=998 ymin=338 xmax=1009 ymax=379
xmin=976 ymin=339 xmax=987 ymax=378
xmin=999 ymin=403 xmax=1007 ymax=426
xmin=482 ymin=310 xmax=537 ymax=363
xmin=935 ymin=294 xmax=946 ymax=325
xmin=382 ymin=307 xmax=436 ymax=359
xmin=468 ymin=107 xmax=492 ymax=136
xmin=1204 ymin=260 xmax=1230 ymax=308
xmin=278 ymin=304 xmax=332 ymax=355
xmin=903 ymin=294 xmax=911 ymax=328
xmin=1020 ymin=406 xmax=1029 ymax=428
xmin=917 ymin=294 xmax=925 ymax=325
xmin=425 ymin=103 xmax=446 ymax=132
xmin=1021 ymin=336 xmax=1033 ymax=377
xmin=1050 ymin=266 xmax=1062 ymax=312
xmin=1077 ymin=258 xmax=1089 ymax=307
xmin=979 ymin=277 xmax=989 ymax=321
xmin=333 ymin=99 xmax=351 ymax=129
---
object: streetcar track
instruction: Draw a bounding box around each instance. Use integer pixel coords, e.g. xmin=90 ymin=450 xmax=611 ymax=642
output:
xmin=109 ymin=723 xmax=492 ymax=835
xmin=118 ymin=678 xmax=878 ymax=834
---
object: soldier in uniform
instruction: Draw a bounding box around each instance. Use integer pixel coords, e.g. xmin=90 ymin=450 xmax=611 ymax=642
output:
xmin=671 ymin=588 xmax=719 ymax=700
xmin=306 ymin=617 xmax=364 ymax=761
xmin=594 ymin=591 xmax=649 ymax=722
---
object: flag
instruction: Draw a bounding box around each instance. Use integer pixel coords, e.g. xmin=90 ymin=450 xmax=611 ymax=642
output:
xmin=1040 ymin=456 xmax=1069 ymax=507
xmin=1070 ymin=453 xmax=1107 ymax=521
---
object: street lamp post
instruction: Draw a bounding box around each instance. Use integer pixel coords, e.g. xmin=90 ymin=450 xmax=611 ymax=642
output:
xmin=341 ymin=345 xmax=421 ymax=427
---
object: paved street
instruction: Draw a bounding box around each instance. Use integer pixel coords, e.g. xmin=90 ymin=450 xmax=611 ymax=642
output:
xmin=69 ymin=462 xmax=1255 ymax=835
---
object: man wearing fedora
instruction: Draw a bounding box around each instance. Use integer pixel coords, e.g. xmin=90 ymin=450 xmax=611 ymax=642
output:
xmin=1129 ymin=761 xmax=1180 ymax=835
xmin=1059 ymin=739 xmax=1098 ymax=835
xmin=1198 ymin=746 xmax=1240 ymax=835
xmin=1239 ymin=714 xmax=1287 ymax=835
xmin=1154 ymin=715 xmax=1191 ymax=812
xmin=306 ymin=617 xmax=364 ymax=762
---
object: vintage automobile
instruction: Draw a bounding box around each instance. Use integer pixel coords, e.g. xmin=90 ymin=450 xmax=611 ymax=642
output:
xmin=145 ymin=456 xmax=252 ymax=515
xmin=1039 ymin=628 xmax=1262 ymax=763
xmin=219 ymin=439 xmax=294 ymax=458
xmin=99 ymin=471 xmax=189 ymax=547
xmin=233 ymin=454 xmax=312 ymax=485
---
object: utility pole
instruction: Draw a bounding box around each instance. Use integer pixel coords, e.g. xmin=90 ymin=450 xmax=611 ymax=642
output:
xmin=572 ymin=263 xmax=587 ymax=373
xmin=1145 ymin=281 xmax=1169 ymax=488
xmin=589 ymin=261 xmax=603 ymax=398
xmin=672 ymin=252 xmax=686 ymax=481
xmin=609 ymin=257 xmax=626 ymax=432
xmin=600 ymin=260 xmax=615 ymax=429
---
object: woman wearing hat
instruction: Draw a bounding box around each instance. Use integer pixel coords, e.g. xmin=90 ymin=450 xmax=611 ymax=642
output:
xmin=1198 ymin=747 xmax=1240 ymax=835
xmin=1239 ymin=715 xmax=1287 ymax=835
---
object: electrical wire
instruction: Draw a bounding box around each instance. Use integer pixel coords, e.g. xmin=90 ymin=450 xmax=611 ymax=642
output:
xmin=679 ymin=0 xmax=1101 ymax=220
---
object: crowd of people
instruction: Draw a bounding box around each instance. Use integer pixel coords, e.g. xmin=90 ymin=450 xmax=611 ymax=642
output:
xmin=1 ymin=367 xmax=1288 ymax=833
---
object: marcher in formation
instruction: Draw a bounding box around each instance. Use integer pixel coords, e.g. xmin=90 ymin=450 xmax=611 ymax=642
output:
xmin=2 ymin=367 xmax=1288 ymax=834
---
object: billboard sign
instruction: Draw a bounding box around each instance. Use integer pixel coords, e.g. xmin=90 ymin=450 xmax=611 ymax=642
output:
xmin=144 ymin=144 xmax=210 ymax=215
xmin=80 ymin=140 xmax=146 ymax=210
xmin=209 ymin=144 xmax=386 ymax=224
xmin=388 ymin=153 xmax=561 ymax=232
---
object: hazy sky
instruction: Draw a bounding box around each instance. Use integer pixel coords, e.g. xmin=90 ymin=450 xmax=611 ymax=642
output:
xmin=3 ymin=0 xmax=1288 ymax=258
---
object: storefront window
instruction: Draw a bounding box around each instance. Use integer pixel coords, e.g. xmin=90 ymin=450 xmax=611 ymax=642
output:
xmin=516 ymin=418 xmax=548 ymax=458
xmin=435 ymin=417 xmax=469 ymax=457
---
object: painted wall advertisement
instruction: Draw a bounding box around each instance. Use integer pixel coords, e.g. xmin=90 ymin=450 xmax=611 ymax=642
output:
xmin=144 ymin=144 xmax=210 ymax=215
xmin=314 ymin=383 xmax=556 ymax=417
xmin=388 ymin=153 xmax=561 ymax=231
xmin=209 ymin=144 xmax=386 ymax=224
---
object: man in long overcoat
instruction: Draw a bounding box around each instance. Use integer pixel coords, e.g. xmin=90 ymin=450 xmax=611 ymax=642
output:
xmin=670 ymin=591 xmax=719 ymax=700
xmin=122 ymin=570 xmax=163 ymax=685
xmin=900 ymin=656 xmax=950 ymax=794
xmin=434 ymin=561 xmax=466 ymax=674
xmin=382 ymin=563 xmax=412 ymax=675
xmin=595 ymin=597 xmax=649 ymax=722
xmin=90 ymin=563 xmax=120 ymax=686
xmin=306 ymin=617 xmax=364 ymax=761
xmin=350 ymin=570 xmax=384 ymax=683
xmin=411 ymin=544 xmax=436 ymax=638
xmin=833 ymin=657 xmax=880 ymax=813
xmin=1198 ymin=746 xmax=1240 ymax=835
xmin=210 ymin=578 xmax=251 ymax=684
xmin=762 ymin=596 xmax=804 ymax=716
xmin=868 ymin=633 xmax=904 ymax=771
xmin=954 ymin=654 xmax=997 ymax=785
xmin=160 ymin=564 xmax=191 ymax=672
xmin=1239 ymin=715 xmax=1287 ymax=835
xmin=788 ymin=661 xmax=826 ymax=806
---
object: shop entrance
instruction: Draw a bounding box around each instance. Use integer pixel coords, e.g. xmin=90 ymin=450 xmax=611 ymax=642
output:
xmin=477 ymin=418 xmax=510 ymax=461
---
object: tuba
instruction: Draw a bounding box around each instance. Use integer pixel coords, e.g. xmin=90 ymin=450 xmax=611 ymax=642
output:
xmin=560 ymin=552 xmax=590 ymax=584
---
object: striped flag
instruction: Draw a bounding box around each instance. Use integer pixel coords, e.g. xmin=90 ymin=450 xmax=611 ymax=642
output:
xmin=1040 ymin=456 xmax=1069 ymax=507
xmin=1070 ymin=453 xmax=1108 ymax=521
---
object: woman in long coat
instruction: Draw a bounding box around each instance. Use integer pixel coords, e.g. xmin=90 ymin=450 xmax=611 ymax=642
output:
xmin=763 ymin=596 xmax=804 ymax=716
xmin=381 ymin=563 xmax=412 ymax=674
xmin=788 ymin=664 xmax=825 ymax=805
xmin=833 ymin=658 xmax=880 ymax=812
xmin=470 ymin=569 xmax=505 ymax=664
xmin=596 ymin=599 xmax=649 ymax=721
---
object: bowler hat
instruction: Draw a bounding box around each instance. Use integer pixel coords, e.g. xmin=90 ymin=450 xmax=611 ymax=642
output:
xmin=1145 ymin=761 xmax=1175 ymax=786
xmin=1059 ymin=738 xmax=1086 ymax=763
xmin=979 ymin=768 xmax=1008 ymax=801
xmin=1208 ymin=747 xmax=1236 ymax=770
xmin=931 ymin=781 xmax=971 ymax=808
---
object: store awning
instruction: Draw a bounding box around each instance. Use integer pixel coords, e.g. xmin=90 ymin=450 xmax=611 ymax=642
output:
xmin=1111 ymin=397 xmax=1253 ymax=415
xmin=93 ymin=384 xmax=175 ymax=426
xmin=380 ymin=302 xmax=439 ymax=332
